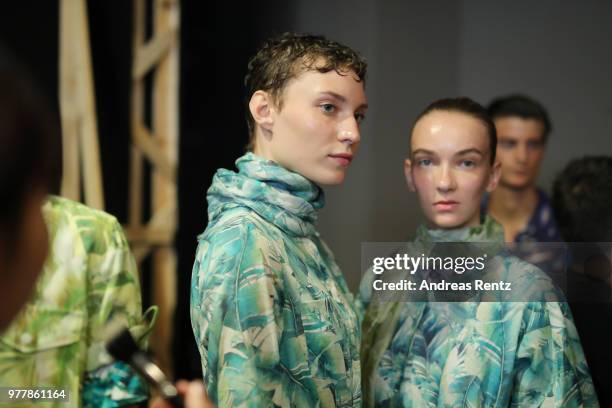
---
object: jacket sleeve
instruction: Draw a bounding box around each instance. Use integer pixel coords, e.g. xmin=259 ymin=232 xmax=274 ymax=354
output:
xmin=512 ymin=301 xmax=599 ymax=407
xmin=191 ymin=222 xmax=287 ymax=407
xmin=81 ymin=214 xmax=153 ymax=407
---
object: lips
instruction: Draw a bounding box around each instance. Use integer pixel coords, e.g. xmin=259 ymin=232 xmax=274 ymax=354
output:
xmin=434 ymin=200 xmax=458 ymax=211
xmin=328 ymin=153 xmax=353 ymax=166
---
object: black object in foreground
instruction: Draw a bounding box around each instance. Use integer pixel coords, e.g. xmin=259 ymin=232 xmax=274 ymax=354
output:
xmin=105 ymin=324 xmax=184 ymax=408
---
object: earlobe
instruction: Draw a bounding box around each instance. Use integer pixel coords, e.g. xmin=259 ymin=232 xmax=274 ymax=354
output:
xmin=249 ymin=91 xmax=274 ymax=134
xmin=486 ymin=161 xmax=502 ymax=192
xmin=404 ymin=159 xmax=416 ymax=192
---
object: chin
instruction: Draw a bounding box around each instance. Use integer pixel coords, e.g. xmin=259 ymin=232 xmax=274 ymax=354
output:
xmin=502 ymin=178 xmax=532 ymax=190
xmin=311 ymin=171 xmax=346 ymax=186
xmin=431 ymin=214 xmax=471 ymax=230
xmin=503 ymin=172 xmax=536 ymax=188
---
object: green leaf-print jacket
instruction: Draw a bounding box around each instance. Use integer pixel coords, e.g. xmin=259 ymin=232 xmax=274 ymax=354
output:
xmin=191 ymin=153 xmax=361 ymax=407
xmin=0 ymin=196 xmax=155 ymax=408
xmin=359 ymin=217 xmax=599 ymax=407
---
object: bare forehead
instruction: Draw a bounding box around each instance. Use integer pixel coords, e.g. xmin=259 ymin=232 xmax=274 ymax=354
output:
xmin=281 ymin=67 xmax=367 ymax=107
xmin=493 ymin=116 xmax=545 ymax=138
xmin=286 ymin=66 xmax=362 ymax=90
xmin=413 ymin=111 xmax=488 ymax=138
xmin=411 ymin=110 xmax=489 ymax=152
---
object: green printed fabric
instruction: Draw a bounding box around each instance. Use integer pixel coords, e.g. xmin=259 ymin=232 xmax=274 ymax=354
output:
xmin=0 ymin=196 xmax=154 ymax=408
xmin=191 ymin=153 xmax=361 ymax=407
xmin=360 ymin=217 xmax=599 ymax=407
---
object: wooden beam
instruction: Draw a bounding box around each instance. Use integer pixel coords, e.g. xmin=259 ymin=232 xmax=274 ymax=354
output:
xmin=59 ymin=0 xmax=105 ymax=210
xmin=132 ymin=245 xmax=153 ymax=264
xmin=124 ymin=227 xmax=174 ymax=246
xmin=129 ymin=0 xmax=146 ymax=230
xmin=129 ymin=0 xmax=181 ymax=379
xmin=133 ymin=122 xmax=177 ymax=182
xmin=133 ymin=30 xmax=175 ymax=80
xmin=151 ymin=0 xmax=180 ymax=378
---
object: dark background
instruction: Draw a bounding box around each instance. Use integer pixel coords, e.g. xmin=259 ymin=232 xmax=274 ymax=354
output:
xmin=0 ymin=0 xmax=291 ymax=379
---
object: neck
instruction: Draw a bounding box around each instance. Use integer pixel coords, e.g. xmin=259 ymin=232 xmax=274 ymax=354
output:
xmin=490 ymin=185 xmax=537 ymax=214
xmin=252 ymin=144 xmax=268 ymax=160
xmin=488 ymin=185 xmax=538 ymax=240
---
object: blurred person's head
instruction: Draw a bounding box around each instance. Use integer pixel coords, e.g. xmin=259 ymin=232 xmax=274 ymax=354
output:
xmin=245 ymin=32 xmax=368 ymax=186
xmin=404 ymin=97 xmax=501 ymax=229
xmin=552 ymin=156 xmax=612 ymax=243
xmin=487 ymin=95 xmax=551 ymax=190
xmin=0 ymin=50 xmax=60 ymax=330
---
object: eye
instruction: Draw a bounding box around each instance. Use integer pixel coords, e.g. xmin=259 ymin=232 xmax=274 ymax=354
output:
xmin=459 ymin=160 xmax=476 ymax=168
xmin=499 ymin=140 xmax=515 ymax=149
xmin=355 ymin=112 xmax=366 ymax=124
xmin=320 ymin=103 xmax=336 ymax=114
xmin=417 ymin=159 xmax=433 ymax=167
xmin=527 ymin=140 xmax=543 ymax=149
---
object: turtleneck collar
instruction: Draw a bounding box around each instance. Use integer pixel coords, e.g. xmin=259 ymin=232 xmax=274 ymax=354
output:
xmin=206 ymin=152 xmax=325 ymax=237
xmin=415 ymin=215 xmax=505 ymax=245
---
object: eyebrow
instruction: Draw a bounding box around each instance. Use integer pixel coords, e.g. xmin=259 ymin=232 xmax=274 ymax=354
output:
xmin=318 ymin=91 xmax=368 ymax=110
xmin=455 ymin=148 xmax=484 ymax=156
xmin=411 ymin=148 xmax=485 ymax=156
xmin=412 ymin=148 xmax=436 ymax=156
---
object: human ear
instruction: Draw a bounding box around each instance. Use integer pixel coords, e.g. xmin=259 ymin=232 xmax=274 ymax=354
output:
xmin=486 ymin=160 xmax=502 ymax=192
xmin=248 ymin=90 xmax=275 ymax=134
xmin=404 ymin=158 xmax=416 ymax=192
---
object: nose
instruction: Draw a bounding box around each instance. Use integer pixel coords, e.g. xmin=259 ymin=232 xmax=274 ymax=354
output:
xmin=338 ymin=117 xmax=361 ymax=145
xmin=436 ymin=164 xmax=456 ymax=193
xmin=515 ymin=142 xmax=528 ymax=163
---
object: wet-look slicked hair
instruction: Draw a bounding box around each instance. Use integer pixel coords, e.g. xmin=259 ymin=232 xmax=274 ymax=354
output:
xmin=413 ymin=97 xmax=497 ymax=164
xmin=244 ymin=32 xmax=367 ymax=150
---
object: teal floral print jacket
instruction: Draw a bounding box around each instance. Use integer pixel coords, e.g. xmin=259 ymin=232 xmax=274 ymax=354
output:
xmin=359 ymin=217 xmax=598 ymax=407
xmin=191 ymin=153 xmax=361 ymax=407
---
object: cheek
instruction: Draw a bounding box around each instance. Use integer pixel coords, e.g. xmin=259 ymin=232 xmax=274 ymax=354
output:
xmin=412 ymin=170 xmax=433 ymax=194
xmin=496 ymin=150 xmax=511 ymax=165
xmin=412 ymin=168 xmax=433 ymax=189
xmin=303 ymin=116 xmax=321 ymax=132
xmin=528 ymin=150 xmax=545 ymax=166
xmin=460 ymin=173 xmax=490 ymax=198
xmin=278 ymin=109 xmax=312 ymax=135
xmin=288 ymin=107 xmax=323 ymax=135
xmin=284 ymin=114 xmax=328 ymax=153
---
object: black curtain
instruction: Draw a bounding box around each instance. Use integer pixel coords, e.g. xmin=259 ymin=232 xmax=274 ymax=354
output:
xmin=176 ymin=0 xmax=295 ymax=379
xmin=1 ymin=0 xmax=294 ymax=380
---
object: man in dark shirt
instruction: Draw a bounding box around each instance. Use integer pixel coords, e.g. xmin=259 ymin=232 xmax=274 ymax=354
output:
xmin=482 ymin=94 xmax=562 ymax=243
xmin=482 ymin=95 xmax=564 ymax=280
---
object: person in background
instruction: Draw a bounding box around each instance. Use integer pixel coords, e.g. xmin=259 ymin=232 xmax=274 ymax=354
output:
xmin=552 ymin=156 xmax=612 ymax=406
xmin=482 ymin=94 xmax=565 ymax=281
xmin=0 ymin=48 xmax=56 ymax=332
xmin=483 ymin=94 xmax=561 ymax=243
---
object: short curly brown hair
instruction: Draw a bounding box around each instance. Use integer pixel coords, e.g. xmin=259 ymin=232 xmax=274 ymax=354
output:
xmin=244 ymin=32 xmax=367 ymax=150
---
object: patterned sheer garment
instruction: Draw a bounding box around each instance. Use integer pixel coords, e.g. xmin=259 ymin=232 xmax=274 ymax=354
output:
xmin=191 ymin=153 xmax=361 ymax=407
xmin=359 ymin=217 xmax=598 ymax=407
xmin=0 ymin=196 xmax=155 ymax=408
